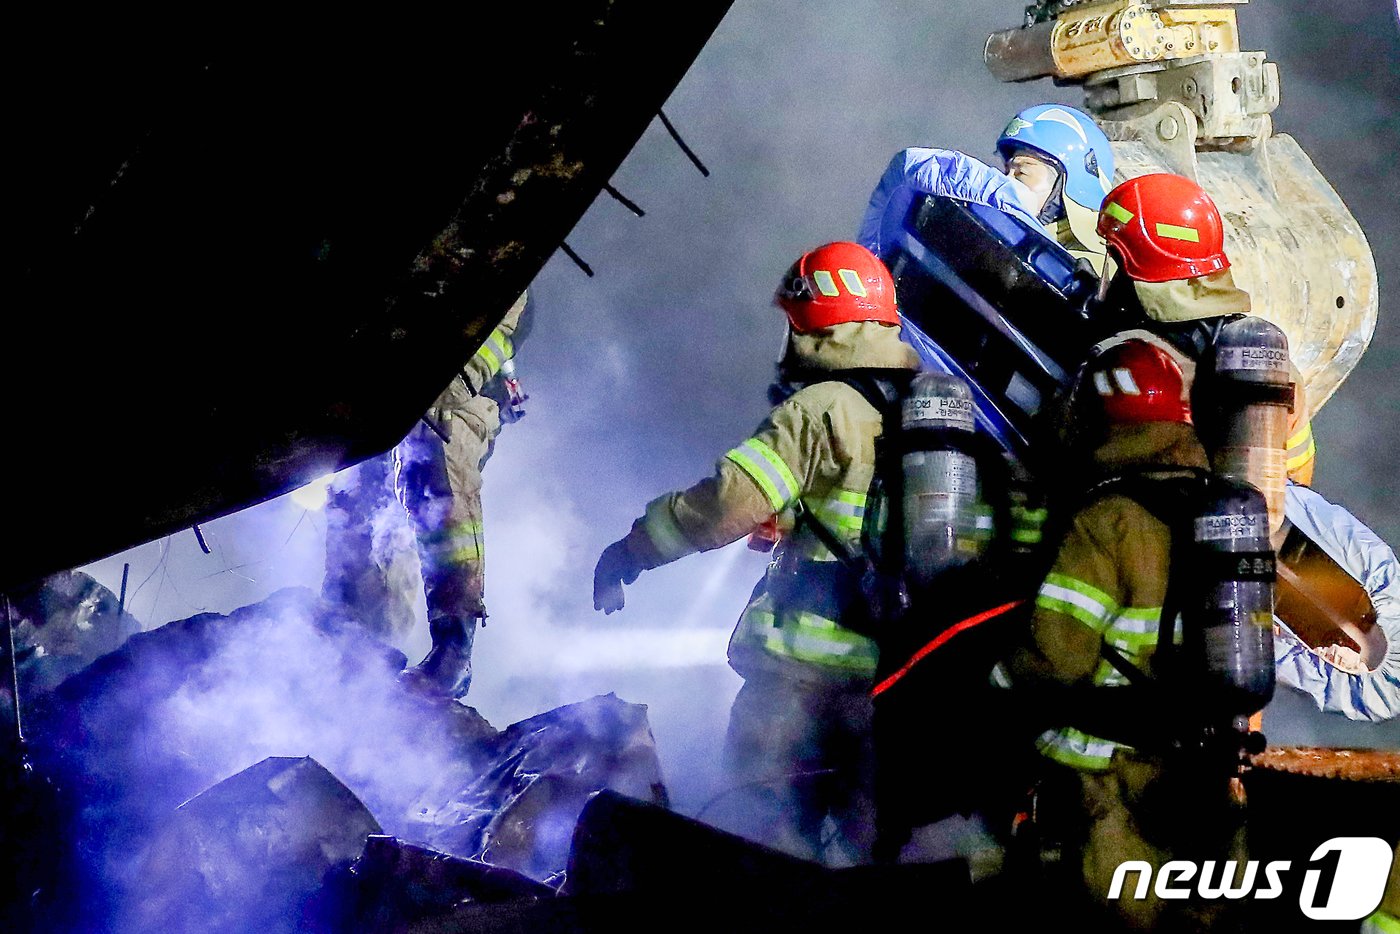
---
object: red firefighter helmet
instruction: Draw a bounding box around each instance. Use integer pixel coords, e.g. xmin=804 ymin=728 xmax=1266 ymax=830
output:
xmin=775 ymin=241 xmax=899 ymax=333
xmin=1084 ymin=339 xmax=1192 ymax=425
xmin=1097 ymin=173 xmax=1230 ymax=282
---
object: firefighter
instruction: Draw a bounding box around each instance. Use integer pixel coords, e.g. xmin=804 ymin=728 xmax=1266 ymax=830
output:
xmin=1092 ymin=176 xmax=1400 ymax=731
xmin=592 ymin=242 xmax=920 ymax=865
xmin=859 ymin=103 xmax=1114 ymax=269
xmin=1091 ymin=172 xmax=1316 ymax=487
xmin=1007 ymin=339 xmax=1246 ymax=931
xmin=391 ymin=290 xmax=531 ymax=697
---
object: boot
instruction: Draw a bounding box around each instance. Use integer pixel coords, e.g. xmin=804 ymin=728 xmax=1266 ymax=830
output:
xmin=400 ymin=614 xmax=479 ymax=698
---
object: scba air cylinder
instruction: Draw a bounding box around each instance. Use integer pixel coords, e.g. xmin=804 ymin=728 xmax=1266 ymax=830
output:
xmin=900 ymin=373 xmax=983 ymax=589
xmin=1188 ymin=479 xmax=1276 ymax=717
xmin=1210 ymin=317 xmax=1293 ymax=535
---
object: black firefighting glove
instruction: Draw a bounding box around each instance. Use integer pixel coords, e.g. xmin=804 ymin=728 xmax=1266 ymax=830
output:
xmin=593 ymin=538 xmax=643 ymax=614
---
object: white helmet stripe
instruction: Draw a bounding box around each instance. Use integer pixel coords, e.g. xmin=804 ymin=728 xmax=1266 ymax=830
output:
xmin=1113 ymin=368 xmax=1141 ymax=395
xmin=1037 ymin=107 xmax=1090 ymax=145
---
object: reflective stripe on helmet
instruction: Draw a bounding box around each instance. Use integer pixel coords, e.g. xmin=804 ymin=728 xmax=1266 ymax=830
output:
xmin=726 ymin=438 xmax=801 ymax=512
xmin=837 ymin=268 xmax=868 ymax=297
xmin=1104 ymin=201 xmax=1134 ymax=224
xmin=1155 ymin=222 xmax=1201 ymax=243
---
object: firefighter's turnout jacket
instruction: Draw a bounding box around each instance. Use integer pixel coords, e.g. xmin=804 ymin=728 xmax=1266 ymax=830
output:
xmin=393 ymin=291 xmax=528 ymax=623
xmin=1007 ymin=421 xmax=1249 ymax=931
xmin=624 ymin=320 xmax=921 ymax=684
xmin=1008 ymin=421 xmax=1209 ymax=770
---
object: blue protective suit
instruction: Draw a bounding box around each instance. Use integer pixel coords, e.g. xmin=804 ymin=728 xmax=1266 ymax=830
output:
xmin=1274 ymin=484 xmax=1400 ymax=721
xmin=856 ymin=148 xmax=1046 ymax=260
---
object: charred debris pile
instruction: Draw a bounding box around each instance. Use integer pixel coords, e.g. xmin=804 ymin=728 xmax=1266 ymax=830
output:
xmin=2 ymin=585 xmax=971 ymax=932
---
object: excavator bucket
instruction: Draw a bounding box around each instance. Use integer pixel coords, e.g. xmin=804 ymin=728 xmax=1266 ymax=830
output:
xmin=1104 ymin=112 xmax=1377 ymax=412
xmin=985 ymin=0 xmax=1378 ymax=412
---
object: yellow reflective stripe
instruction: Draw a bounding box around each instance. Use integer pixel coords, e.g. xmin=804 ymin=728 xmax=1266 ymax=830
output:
xmin=643 ymin=497 xmax=692 ymax=563
xmin=1155 ymin=222 xmax=1200 ymax=242
xmin=1037 ymin=727 xmax=1116 ymax=770
xmin=837 ymin=268 xmax=867 ymax=297
xmin=809 ymin=497 xmax=865 ymax=533
xmin=1094 ymin=657 xmax=1134 ymax=686
xmin=726 ymin=438 xmax=800 ymax=511
xmin=740 ymin=599 xmax=878 ymax=673
xmin=1011 ymin=505 xmax=1048 ymax=525
xmin=812 ymin=270 xmax=840 ymax=297
xmin=472 ymin=326 xmax=513 ymax=380
xmin=1044 ymin=573 xmax=1118 ymax=614
xmin=447 ymin=542 xmax=484 ymax=563
xmin=1104 ymin=628 xmax=1157 ymax=653
xmin=1286 ymin=422 xmax=1313 ymax=451
xmin=1036 ymin=573 xmax=1117 ymax=631
xmin=1011 ymin=505 xmax=1046 ymax=544
xmin=1036 ymin=593 xmax=1107 ymax=631
xmin=1363 ymin=911 xmax=1400 ymax=934
xmin=423 ymin=520 xmax=484 ymax=564
xmin=1109 ymin=606 xmax=1161 ymax=633
xmin=1287 ymin=438 xmax=1317 ymax=471
xmin=1104 ymin=201 xmax=1134 ymax=224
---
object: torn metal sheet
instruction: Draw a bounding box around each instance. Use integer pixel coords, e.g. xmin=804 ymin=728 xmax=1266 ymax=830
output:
xmin=344 ymin=835 xmax=555 ymax=930
xmin=119 ymin=756 xmax=381 ymax=933
xmin=411 ymin=693 xmax=669 ymax=883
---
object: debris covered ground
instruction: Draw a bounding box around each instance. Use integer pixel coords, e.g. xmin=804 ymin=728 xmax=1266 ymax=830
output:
xmin=12 ymin=588 xmax=670 ymax=931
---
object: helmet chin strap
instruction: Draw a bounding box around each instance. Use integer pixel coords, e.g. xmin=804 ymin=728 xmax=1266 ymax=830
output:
xmin=1036 ymin=169 xmax=1066 ymax=226
xmin=1096 ymin=253 xmax=1119 ymax=303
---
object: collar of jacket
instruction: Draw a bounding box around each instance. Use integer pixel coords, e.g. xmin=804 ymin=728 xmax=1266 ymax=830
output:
xmin=1090 ymin=421 xmax=1209 ymax=474
xmin=1133 ymin=268 xmax=1251 ymax=323
xmin=781 ymin=320 xmax=922 ymax=374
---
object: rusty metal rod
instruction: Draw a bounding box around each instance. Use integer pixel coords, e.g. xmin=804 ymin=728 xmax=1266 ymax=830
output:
xmin=657 ymin=109 xmax=710 ymax=177
xmin=603 ymin=183 xmax=645 ymax=217
xmin=559 ymin=241 xmax=595 ymax=278
xmin=118 ymin=562 xmax=130 ymax=617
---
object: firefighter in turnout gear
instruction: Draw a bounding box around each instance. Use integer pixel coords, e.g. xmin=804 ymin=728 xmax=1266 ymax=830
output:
xmin=1093 ymin=173 xmax=1316 ymax=489
xmin=593 ymin=242 xmax=920 ymax=864
xmin=1007 ymin=339 xmax=1254 ymax=932
xmin=394 ymin=290 xmax=531 ymax=698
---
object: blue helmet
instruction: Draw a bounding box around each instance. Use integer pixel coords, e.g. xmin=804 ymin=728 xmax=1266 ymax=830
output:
xmin=996 ymin=104 xmax=1114 ymax=211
